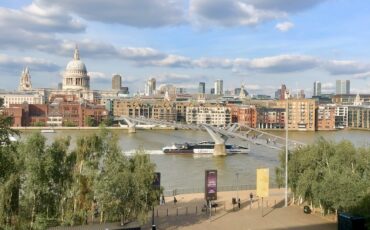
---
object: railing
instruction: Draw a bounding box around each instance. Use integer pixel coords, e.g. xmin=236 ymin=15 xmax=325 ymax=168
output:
xmin=163 ymin=183 xmax=280 ymax=196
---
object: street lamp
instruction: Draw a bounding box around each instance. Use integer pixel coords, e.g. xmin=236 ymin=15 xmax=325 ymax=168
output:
xmin=235 ymin=172 xmax=239 ymax=201
xmin=285 ymin=100 xmax=289 ymax=208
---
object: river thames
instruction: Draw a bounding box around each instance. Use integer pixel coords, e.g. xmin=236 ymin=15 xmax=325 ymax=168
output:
xmin=22 ymin=129 xmax=370 ymax=193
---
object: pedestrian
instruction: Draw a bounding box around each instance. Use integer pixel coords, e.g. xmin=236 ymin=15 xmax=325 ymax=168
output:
xmin=174 ymin=196 xmax=177 ymax=205
xmin=162 ymin=194 xmax=165 ymax=204
xmin=238 ymin=198 xmax=241 ymax=209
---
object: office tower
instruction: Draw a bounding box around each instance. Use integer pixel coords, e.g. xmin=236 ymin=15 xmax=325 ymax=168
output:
xmin=275 ymin=89 xmax=281 ymax=99
xmin=313 ymin=81 xmax=321 ymax=96
xmin=214 ymin=80 xmax=223 ymax=95
xmin=57 ymin=83 xmax=63 ymax=90
xmin=112 ymin=74 xmax=122 ymax=90
xmin=297 ymin=89 xmax=305 ymax=99
xmin=336 ymin=80 xmax=350 ymax=95
xmin=198 ymin=82 xmax=205 ymax=94
xmin=210 ymin=88 xmax=215 ymax=94
xmin=145 ymin=78 xmax=156 ymax=96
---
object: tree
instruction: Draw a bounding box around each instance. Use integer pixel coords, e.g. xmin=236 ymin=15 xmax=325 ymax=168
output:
xmin=0 ymin=126 xmax=160 ymax=228
xmin=32 ymin=121 xmax=46 ymax=127
xmin=0 ymin=111 xmax=21 ymax=228
xmin=95 ymin=146 xmax=158 ymax=224
xmin=85 ymin=116 xmax=95 ymax=127
xmin=276 ymin=137 xmax=370 ymax=218
xmin=101 ymin=116 xmax=114 ymax=127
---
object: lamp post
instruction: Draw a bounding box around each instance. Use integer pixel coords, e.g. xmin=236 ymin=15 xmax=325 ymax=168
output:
xmin=236 ymin=172 xmax=239 ymax=201
xmin=285 ymin=100 xmax=289 ymax=208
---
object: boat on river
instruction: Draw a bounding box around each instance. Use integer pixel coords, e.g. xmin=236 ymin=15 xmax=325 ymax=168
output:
xmin=41 ymin=129 xmax=55 ymax=133
xmin=162 ymin=141 xmax=249 ymax=155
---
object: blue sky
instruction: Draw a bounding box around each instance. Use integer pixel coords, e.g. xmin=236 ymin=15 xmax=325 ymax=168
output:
xmin=1 ymin=0 xmax=370 ymax=96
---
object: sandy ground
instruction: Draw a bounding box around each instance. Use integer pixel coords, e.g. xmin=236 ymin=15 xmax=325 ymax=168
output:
xmin=49 ymin=189 xmax=337 ymax=230
xmin=144 ymin=188 xmax=337 ymax=230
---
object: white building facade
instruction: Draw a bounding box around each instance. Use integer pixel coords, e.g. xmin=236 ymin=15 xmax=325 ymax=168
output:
xmin=186 ymin=106 xmax=231 ymax=126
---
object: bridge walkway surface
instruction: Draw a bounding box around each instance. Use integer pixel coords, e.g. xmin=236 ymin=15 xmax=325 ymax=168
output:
xmin=116 ymin=116 xmax=306 ymax=151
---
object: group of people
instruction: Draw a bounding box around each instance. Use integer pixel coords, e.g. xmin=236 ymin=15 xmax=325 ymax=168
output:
xmin=159 ymin=194 xmax=178 ymax=205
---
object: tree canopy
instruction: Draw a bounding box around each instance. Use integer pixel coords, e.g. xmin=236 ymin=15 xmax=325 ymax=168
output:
xmin=276 ymin=137 xmax=370 ymax=223
xmin=0 ymin=125 xmax=159 ymax=229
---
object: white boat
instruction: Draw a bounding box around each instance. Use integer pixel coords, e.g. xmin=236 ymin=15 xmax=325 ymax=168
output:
xmin=162 ymin=141 xmax=249 ymax=155
xmin=41 ymin=129 xmax=55 ymax=133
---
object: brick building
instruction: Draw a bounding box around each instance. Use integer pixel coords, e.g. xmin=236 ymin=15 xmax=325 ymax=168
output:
xmin=256 ymin=107 xmax=285 ymax=129
xmin=316 ymin=105 xmax=336 ymax=130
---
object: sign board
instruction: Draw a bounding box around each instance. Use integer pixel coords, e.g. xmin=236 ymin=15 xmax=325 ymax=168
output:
xmin=152 ymin=172 xmax=161 ymax=190
xmin=205 ymin=170 xmax=217 ymax=200
xmin=256 ymin=168 xmax=269 ymax=197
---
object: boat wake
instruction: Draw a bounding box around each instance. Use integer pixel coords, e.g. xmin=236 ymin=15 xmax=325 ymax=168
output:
xmin=123 ymin=149 xmax=164 ymax=156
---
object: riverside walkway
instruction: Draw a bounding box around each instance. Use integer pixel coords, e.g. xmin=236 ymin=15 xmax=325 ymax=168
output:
xmin=50 ymin=189 xmax=336 ymax=230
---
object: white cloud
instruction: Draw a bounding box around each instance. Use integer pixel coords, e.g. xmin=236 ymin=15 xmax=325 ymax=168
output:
xmin=37 ymin=0 xmax=185 ymax=28
xmin=149 ymin=55 xmax=193 ymax=68
xmin=193 ymin=58 xmax=234 ymax=68
xmin=248 ymin=0 xmax=328 ymax=13
xmin=323 ymin=60 xmax=370 ymax=75
xmin=189 ymin=0 xmax=328 ymax=27
xmin=353 ymin=72 xmax=370 ymax=80
xmin=247 ymin=55 xmax=318 ymax=72
xmin=190 ymin=0 xmax=285 ymax=27
xmin=0 ymin=54 xmax=60 ymax=72
xmin=275 ymin=21 xmax=294 ymax=32
xmin=0 ymin=3 xmax=85 ymax=33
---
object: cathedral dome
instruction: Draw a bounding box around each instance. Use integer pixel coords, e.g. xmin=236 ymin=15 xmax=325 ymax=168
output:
xmin=65 ymin=47 xmax=87 ymax=73
xmin=66 ymin=59 xmax=87 ymax=73
xmin=62 ymin=46 xmax=90 ymax=91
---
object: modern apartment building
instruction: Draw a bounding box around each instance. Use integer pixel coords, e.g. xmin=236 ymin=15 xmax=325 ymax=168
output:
xmin=335 ymin=105 xmax=348 ymax=128
xmin=316 ymin=104 xmax=336 ymax=130
xmin=347 ymin=106 xmax=370 ymax=129
xmin=285 ymin=99 xmax=316 ymax=131
xmin=186 ymin=105 xmax=231 ymax=126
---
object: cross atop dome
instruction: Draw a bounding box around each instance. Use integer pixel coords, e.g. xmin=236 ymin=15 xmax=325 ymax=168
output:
xmin=74 ymin=45 xmax=80 ymax=60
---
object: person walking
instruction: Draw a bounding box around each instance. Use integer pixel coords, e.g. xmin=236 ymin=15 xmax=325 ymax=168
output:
xmin=174 ymin=196 xmax=177 ymax=205
xmin=162 ymin=194 xmax=165 ymax=204
xmin=238 ymin=198 xmax=241 ymax=209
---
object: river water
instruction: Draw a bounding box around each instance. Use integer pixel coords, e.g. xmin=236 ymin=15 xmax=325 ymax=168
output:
xmin=21 ymin=129 xmax=370 ymax=192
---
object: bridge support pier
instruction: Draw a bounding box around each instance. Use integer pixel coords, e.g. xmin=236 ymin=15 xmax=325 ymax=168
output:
xmin=128 ymin=126 xmax=136 ymax=133
xmin=213 ymin=144 xmax=227 ymax=156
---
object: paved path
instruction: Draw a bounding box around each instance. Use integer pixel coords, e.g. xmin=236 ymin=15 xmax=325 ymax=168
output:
xmin=49 ymin=189 xmax=337 ymax=230
xmin=144 ymin=189 xmax=336 ymax=230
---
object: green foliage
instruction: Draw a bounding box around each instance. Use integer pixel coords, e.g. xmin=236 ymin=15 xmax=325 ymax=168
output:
xmin=63 ymin=120 xmax=77 ymax=127
xmin=84 ymin=116 xmax=96 ymax=127
xmin=32 ymin=121 xmax=46 ymax=127
xmin=0 ymin=126 xmax=158 ymax=229
xmin=276 ymin=137 xmax=370 ymax=219
xmin=101 ymin=116 xmax=114 ymax=127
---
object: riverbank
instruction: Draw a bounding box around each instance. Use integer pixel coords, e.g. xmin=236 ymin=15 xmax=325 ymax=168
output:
xmin=12 ymin=126 xmax=176 ymax=131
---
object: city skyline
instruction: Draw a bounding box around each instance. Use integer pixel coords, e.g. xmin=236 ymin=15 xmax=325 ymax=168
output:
xmin=1 ymin=0 xmax=370 ymax=96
